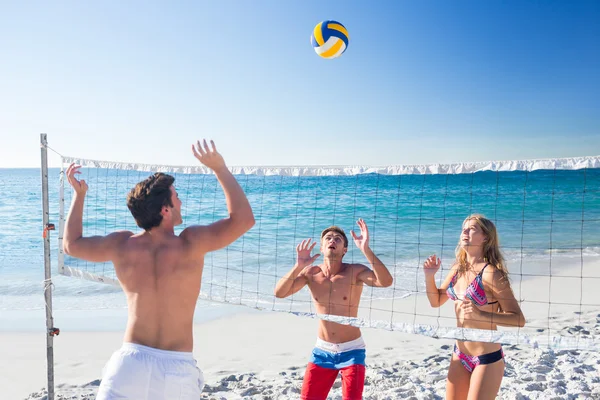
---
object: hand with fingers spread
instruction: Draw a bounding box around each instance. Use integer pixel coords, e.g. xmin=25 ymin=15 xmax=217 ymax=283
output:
xmin=192 ymin=139 xmax=226 ymax=173
xmin=65 ymin=163 xmax=88 ymax=196
xmin=350 ymin=218 xmax=370 ymax=253
xmin=423 ymin=255 xmax=441 ymax=277
xmin=461 ymin=299 xmax=483 ymax=319
xmin=296 ymin=239 xmax=320 ymax=268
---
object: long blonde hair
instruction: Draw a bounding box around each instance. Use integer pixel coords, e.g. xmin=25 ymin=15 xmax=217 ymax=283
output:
xmin=455 ymin=214 xmax=509 ymax=282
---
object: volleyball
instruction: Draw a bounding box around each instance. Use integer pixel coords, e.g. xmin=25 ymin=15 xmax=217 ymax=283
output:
xmin=310 ymin=20 xmax=349 ymax=59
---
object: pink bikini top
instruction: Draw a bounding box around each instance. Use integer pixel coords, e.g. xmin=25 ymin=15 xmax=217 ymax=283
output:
xmin=446 ymin=264 xmax=498 ymax=306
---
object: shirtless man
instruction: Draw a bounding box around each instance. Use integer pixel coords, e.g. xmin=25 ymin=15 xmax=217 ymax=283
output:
xmin=274 ymin=219 xmax=393 ymax=400
xmin=63 ymin=140 xmax=254 ymax=399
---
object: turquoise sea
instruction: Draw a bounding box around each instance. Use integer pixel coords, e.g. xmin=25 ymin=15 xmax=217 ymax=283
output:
xmin=1 ymin=166 xmax=599 ymax=331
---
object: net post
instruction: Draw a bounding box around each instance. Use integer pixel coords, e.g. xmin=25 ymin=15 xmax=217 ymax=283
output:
xmin=40 ymin=133 xmax=57 ymax=400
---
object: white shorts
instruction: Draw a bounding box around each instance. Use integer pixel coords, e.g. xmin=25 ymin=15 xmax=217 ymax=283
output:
xmin=97 ymin=342 xmax=204 ymax=400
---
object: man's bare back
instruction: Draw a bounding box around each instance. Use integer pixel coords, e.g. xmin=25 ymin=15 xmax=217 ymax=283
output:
xmin=112 ymin=231 xmax=207 ymax=352
xmin=63 ymin=140 xmax=254 ymax=398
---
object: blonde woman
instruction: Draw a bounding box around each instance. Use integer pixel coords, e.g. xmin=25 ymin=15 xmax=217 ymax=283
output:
xmin=424 ymin=214 xmax=525 ymax=400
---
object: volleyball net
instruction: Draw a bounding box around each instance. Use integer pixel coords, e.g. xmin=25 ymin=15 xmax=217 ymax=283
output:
xmin=56 ymin=155 xmax=600 ymax=350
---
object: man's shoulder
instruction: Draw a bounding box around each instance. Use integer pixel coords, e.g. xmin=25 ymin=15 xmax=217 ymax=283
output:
xmin=303 ymin=265 xmax=322 ymax=276
xmin=345 ymin=263 xmax=369 ymax=273
xmin=110 ymin=230 xmax=136 ymax=243
xmin=178 ymin=224 xmax=209 ymax=244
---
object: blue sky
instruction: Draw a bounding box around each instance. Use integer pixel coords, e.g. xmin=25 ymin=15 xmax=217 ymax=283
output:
xmin=1 ymin=1 xmax=598 ymax=168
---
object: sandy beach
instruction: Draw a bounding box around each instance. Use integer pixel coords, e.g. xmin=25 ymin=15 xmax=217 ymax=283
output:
xmin=3 ymin=260 xmax=599 ymax=400
xmin=6 ymin=308 xmax=599 ymax=400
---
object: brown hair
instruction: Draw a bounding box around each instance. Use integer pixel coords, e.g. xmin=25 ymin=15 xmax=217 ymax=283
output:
xmin=321 ymin=226 xmax=348 ymax=248
xmin=126 ymin=173 xmax=175 ymax=231
xmin=455 ymin=214 xmax=509 ymax=282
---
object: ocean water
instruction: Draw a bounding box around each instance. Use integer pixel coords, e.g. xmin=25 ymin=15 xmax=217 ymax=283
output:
xmin=1 ymin=167 xmax=599 ymax=331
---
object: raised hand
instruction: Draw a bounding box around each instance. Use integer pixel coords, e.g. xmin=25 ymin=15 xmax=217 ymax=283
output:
xmin=423 ymin=255 xmax=441 ymax=277
xmin=461 ymin=299 xmax=483 ymax=319
xmin=192 ymin=139 xmax=226 ymax=173
xmin=65 ymin=163 xmax=88 ymax=196
xmin=350 ymin=218 xmax=370 ymax=253
xmin=296 ymin=239 xmax=320 ymax=268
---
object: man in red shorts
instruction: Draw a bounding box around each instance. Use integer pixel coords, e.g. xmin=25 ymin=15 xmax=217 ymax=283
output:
xmin=274 ymin=219 xmax=393 ymax=399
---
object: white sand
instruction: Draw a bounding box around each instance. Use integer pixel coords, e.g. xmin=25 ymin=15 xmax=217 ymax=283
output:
xmin=5 ymin=259 xmax=600 ymax=399
xmin=9 ymin=309 xmax=600 ymax=400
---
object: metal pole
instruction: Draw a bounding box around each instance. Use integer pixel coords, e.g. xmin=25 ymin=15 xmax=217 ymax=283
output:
xmin=41 ymin=133 xmax=56 ymax=400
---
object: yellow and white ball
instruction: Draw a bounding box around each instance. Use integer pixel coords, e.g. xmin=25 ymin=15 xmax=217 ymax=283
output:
xmin=311 ymin=20 xmax=349 ymax=59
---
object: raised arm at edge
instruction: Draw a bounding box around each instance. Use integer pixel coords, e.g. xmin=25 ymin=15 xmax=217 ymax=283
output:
xmin=183 ymin=167 xmax=255 ymax=253
xmin=63 ymin=193 xmax=132 ymax=262
xmin=274 ymin=264 xmax=308 ymax=298
xmin=359 ymin=247 xmax=393 ymax=287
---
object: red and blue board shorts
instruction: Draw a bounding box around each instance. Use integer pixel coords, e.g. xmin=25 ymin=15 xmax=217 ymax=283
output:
xmin=300 ymin=337 xmax=366 ymax=400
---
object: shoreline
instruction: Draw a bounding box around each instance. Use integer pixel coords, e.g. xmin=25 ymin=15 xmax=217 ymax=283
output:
xmin=3 ymin=252 xmax=597 ymax=333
